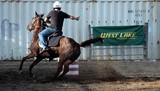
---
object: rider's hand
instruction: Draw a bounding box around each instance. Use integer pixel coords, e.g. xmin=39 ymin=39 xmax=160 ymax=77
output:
xmin=70 ymin=16 xmax=79 ymax=21
xmin=75 ymin=17 xmax=79 ymax=21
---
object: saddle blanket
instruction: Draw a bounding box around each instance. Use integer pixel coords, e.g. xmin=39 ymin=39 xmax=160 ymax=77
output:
xmin=48 ymin=36 xmax=63 ymax=47
xmin=39 ymin=36 xmax=63 ymax=48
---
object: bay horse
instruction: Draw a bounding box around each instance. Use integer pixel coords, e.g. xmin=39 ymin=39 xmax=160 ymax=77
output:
xmin=19 ymin=12 xmax=103 ymax=79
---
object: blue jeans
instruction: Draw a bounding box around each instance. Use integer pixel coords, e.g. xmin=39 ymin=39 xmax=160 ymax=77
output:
xmin=38 ymin=28 xmax=57 ymax=48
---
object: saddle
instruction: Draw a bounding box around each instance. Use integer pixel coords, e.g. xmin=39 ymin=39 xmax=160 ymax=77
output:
xmin=48 ymin=31 xmax=63 ymax=47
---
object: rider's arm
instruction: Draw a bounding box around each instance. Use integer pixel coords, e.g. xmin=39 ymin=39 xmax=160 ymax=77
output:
xmin=44 ymin=17 xmax=51 ymax=23
xmin=69 ymin=16 xmax=79 ymax=21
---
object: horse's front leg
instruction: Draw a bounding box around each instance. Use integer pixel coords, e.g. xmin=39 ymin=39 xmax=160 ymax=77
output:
xmin=29 ymin=56 xmax=42 ymax=78
xmin=19 ymin=53 xmax=36 ymax=74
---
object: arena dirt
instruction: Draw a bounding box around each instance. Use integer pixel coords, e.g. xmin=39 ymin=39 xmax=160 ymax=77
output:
xmin=0 ymin=61 xmax=160 ymax=91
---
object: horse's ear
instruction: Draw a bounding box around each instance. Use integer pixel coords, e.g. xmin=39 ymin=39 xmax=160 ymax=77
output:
xmin=35 ymin=11 xmax=38 ymax=16
xmin=40 ymin=14 xmax=44 ymax=18
xmin=42 ymin=14 xmax=44 ymax=17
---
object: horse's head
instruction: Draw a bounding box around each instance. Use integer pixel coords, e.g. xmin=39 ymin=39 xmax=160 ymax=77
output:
xmin=27 ymin=11 xmax=44 ymax=31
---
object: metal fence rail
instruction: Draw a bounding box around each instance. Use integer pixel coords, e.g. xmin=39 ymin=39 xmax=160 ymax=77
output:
xmin=88 ymin=23 xmax=148 ymax=61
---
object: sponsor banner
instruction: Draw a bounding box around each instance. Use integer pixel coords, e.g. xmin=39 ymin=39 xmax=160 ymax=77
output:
xmin=92 ymin=25 xmax=144 ymax=46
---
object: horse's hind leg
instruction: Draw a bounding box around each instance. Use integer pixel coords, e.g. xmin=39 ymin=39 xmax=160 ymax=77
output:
xmin=58 ymin=60 xmax=73 ymax=78
xmin=19 ymin=53 xmax=36 ymax=73
xmin=53 ymin=58 xmax=65 ymax=79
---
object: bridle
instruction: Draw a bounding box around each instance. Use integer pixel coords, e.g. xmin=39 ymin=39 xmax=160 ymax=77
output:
xmin=27 ymin=16 xmax=45 ymax=31
xmin=32 ymin=17 xmax=43 ymax=28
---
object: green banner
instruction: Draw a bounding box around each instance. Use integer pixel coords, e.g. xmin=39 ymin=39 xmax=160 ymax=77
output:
xmin=92 ymin=25 xmax=144 ymax=46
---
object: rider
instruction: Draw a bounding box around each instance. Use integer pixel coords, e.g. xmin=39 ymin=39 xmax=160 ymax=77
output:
xmin=38 ymin=1 xmax=79 ymax=52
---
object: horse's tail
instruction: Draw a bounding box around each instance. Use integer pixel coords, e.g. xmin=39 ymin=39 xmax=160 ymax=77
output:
xmin=79 ymin=37 xmax=103 ymax=47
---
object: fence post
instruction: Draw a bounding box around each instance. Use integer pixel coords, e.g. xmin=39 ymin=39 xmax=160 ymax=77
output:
xmin=144 ymin=22 xmax=148 ymax=60
xmin=88 ymin=25 xmax=92 ymax=62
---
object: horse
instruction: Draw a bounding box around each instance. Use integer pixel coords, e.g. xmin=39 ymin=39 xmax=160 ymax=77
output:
xmin=19 ymin=12 xmax=103 ymax=79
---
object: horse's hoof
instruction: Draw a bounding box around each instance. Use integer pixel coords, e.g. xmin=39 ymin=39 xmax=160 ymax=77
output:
xmin=32 ymin=74 xmax=37 ymax=79
xmin=33 ymin=79 xmax=37 ymax=83
xmin=19 ymin=70 xmax=23 ymax=74
xmin=29 ymin=73 xmax=33 ymax=77
xmin=57 ymin=76 xmax=66 ymax=80
xmin=30 ymin=73 xmax=37 ymax=79
xmin=51 ymin=77 xmax=57 ymax=81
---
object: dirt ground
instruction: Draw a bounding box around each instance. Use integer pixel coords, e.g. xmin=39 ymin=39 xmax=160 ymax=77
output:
xmin=0 ymin=61 xmax=160 ymax=91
